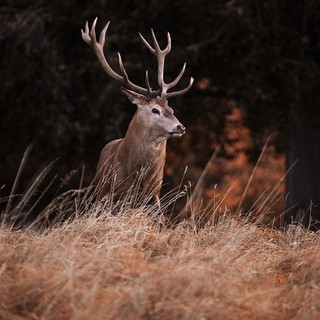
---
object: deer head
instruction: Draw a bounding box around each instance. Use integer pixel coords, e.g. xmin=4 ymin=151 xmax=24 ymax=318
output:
xmin=81 ymin=18 xmax=193 ymax=202
xmin=121 ymin=88 xmax=186 ymax=143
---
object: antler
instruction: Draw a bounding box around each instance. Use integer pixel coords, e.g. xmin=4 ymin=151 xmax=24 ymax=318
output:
xmin=139 ymin=30 xmax=194 ymax=99
xmin=81 ymin=18 xmax=193 ymax=99
xmin=81 ymin=18 xmax=159 ymax=97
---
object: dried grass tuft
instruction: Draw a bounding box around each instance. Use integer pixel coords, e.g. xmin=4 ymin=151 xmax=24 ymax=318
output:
xmin=1 ymin=153 xmax=320 ymax=319
xmin=1 ymin=196 xmax=320 ymax=319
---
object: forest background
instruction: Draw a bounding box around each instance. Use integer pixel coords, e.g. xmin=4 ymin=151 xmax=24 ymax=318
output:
xmin=1 ymin=0 xmax=319 ymax=228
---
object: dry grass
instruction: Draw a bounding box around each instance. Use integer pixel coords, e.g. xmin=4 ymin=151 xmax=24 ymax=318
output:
xmin=1 ymin=150 xmax=319 ymax=319
xmin=1 ymin=193 xmax=320 ymax=319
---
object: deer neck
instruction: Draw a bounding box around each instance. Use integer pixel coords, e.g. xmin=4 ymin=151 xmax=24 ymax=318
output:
xmin=118 ymin=114 xmax=166 ymax=170
xmin=124 ymin=114 xmax=167 ymax=148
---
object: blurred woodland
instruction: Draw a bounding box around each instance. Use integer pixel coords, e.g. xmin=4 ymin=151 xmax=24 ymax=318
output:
xmin=1 ymin=0 xmax=320 ymax=227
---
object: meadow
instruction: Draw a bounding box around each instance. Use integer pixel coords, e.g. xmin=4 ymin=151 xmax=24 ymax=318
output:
xmin=1 ymin=179 xmax=320 ymax=320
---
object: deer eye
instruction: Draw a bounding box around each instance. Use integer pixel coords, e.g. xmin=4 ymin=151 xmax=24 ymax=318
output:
xmin=152 ymin=108 xmax=160 ymax=114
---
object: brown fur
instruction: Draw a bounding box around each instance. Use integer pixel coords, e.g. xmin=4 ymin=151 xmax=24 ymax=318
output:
xmin=92 ymin=90 xmax=185 ymax=205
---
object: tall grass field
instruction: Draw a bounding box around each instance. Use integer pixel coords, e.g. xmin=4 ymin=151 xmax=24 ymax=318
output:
xmin=1 ymin=156 xmax=320 ymax=319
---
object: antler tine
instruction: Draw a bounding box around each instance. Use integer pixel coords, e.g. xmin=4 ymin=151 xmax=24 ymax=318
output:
xmin=139 ymin=31 xmax=171 ymax=55
xmin=139 ymin=30 xmax=171 ymax=95
xmin=161 ymin=62 xmax=194 ymax=99
xmin=164 ymin=77 xmax=194 ymax=99
xmin=165 ymin=63 xmax=186 ymax=91
xmin=81 ymin=21 xmax=91 ymax=44
xmin=99 ymin=20 xmax=110 ymax=47
xmin=154 ymin=30 xmax=170 ymax=92
xmin=139 ymin=29 xmax=192 ymax=98
xmin=117 ymin=52 xmax=130 ymax=83
xmin=82 ymin=18 xmax=157 ymax=97
xmin=90 ymin=17 xmax=98 ymax=41
xmin=151 ymin=29 xmax=171 ymax=53
xmin=139 ymin=32 xmax=155 ymax=54
xmin=145 ymin=71 xmax=153 ymax=97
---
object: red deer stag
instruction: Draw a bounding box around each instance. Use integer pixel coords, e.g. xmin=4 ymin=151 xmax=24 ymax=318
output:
xmin=81 ymin=18 xmax=193 ymax=205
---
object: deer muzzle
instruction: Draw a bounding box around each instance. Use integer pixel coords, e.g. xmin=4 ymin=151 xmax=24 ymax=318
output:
xmin=177 ymin=124 xmax=186 ymax=134
xmin=170 ymin=124 xmax=186 ymax=137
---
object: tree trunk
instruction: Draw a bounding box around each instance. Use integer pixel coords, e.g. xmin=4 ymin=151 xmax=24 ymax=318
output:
xmin=285 ymin=99 xmax=320 ymax=230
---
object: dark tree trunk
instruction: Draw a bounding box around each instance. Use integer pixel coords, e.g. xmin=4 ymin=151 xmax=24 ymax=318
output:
xmin=285 ymin=96 xmax=320 ymax=230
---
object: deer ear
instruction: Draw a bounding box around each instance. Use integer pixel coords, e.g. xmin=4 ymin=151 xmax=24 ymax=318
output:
xmin=121 ymin=87 xmax=147 ymax=105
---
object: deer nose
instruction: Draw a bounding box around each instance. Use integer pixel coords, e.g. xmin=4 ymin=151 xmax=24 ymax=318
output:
xmin=177 ymin=124 xmax=186 ymax=134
